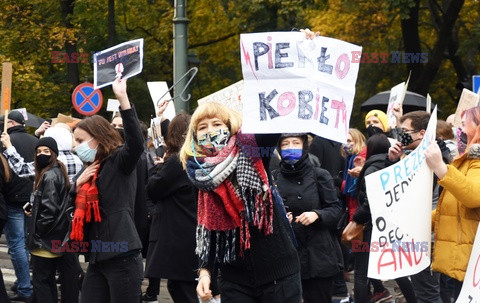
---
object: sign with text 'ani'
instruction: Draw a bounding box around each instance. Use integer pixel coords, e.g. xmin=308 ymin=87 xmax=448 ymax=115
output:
xmin=240 ymin=32 xmax=362 ymax=143
xmin=365 ymin=107 xmax=437 ymax=280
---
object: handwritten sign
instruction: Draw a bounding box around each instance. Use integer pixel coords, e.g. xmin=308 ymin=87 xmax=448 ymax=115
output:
xmin=365 ymin=107 xmax=437 ymax=280
xmin=453 ymin=88 xmax=479 ymax=128
xmin=198 ymin=80 xmax=243 ymax=113
xmin=240 ymin=32 xmax=362 ymax=143
xmin=93 ymin=39 xmax=144 ymax=89
xmin=146 ymin=81 xmax=176 ymax=121
xmin=456 ymin=223 xmax=480 ymax=303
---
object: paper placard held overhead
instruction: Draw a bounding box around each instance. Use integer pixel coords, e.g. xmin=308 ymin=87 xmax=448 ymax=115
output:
xmin=93 ymin=39 xmax=144 ymax=89
xmin=106 ymin=99 xmax=120 ymax=112
xmin=198 ymin=81 xmax=243 ymax=113
xmin=147 ymin=81 xmax=176 ymax=121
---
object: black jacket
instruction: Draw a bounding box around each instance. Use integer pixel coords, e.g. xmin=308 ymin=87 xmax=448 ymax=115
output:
xmin=26 ymin=164 xmax=70 ymax=252
xmin=69 ymin=107 xmax=144 ymax=263
xmin=3 ymin=126 xmax=38 ymax=208
xmin=353 ymin=153 xmax=389 ymax=226
xmin=145 ymin=154 xmax=197 ymax=280
xmin=274 ymin=155 xmax=343 ymax=279
xmin=203 ymin=134 xmax=301 ymax=287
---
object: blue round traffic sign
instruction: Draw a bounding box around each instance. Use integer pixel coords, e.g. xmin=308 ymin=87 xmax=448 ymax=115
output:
xmin=72 ymin=83 xmax=103 ymax=116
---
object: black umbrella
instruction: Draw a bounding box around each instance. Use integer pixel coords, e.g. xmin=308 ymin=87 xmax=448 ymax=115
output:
xmin=25 ymin=112 xmax=46 ymax=128
xmin=361 ymin=91 xmax=435 ymax=113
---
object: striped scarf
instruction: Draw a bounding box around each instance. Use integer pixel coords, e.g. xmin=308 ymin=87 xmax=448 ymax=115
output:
xmin=186 ymin=132 xmax=273 ymax=264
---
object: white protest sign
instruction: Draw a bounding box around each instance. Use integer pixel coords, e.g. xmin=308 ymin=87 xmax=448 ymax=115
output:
xmin=198 ymin=80 xmax=243 ymax=113
xmin=453 ymin=88 xmax=480 ymax=128
xmin=93 ymin=39 xmax=144 ymax=89
xmin=106 ymin=99 xmax=120 ymax=112
xmin=386 ymin=82 xmax=408 ymax=129
xmin=426 ymin=94 xmax=431 ymax=113
xmin=365 ymin=107 xmax=437 ymax=280
xmin=456 ymin=223 xmax=480 ymax=303
xmin=240 ymin=32 xmax=362 ymax=143
xmin=147 ymin=82 xmax=176 ymax=121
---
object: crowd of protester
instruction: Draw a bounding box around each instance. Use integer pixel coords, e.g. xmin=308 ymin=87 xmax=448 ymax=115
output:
xmin=0 ymin=75 xmax=478 ymax=303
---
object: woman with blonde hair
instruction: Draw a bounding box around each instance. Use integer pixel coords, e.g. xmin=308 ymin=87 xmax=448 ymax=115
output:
xmin=180 ymin=102 xmax=301 ymax=303
xmin=425 ymin=106 xmax=480 ymax=300
xmin=341 ymin=128 xmax=366 ymax=221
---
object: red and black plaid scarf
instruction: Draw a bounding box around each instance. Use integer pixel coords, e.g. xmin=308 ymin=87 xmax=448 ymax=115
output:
xmin=70 ymin=168 xmax=101 ymax=241
xmin=186 ymin=132 xmax=273 ymax=264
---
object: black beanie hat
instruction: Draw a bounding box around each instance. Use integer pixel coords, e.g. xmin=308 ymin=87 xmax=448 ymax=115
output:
xmin=8 ymin=111 xmax=25 ymax=125
xmin=36 ymin=137 xmax=59 ymax=156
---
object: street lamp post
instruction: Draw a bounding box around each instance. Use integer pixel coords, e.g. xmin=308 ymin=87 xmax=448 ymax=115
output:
xmin=173 ymin=0 xmax=189 ymax=113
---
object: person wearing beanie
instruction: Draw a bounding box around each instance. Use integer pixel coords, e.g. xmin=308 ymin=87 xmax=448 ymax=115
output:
xmin=364 ymin=109 xmax=389 ymax=135
xmin=27 ymin=135 xmax=79 ymax=303
xmin=273 ymin=133 xmax=343 ymax=303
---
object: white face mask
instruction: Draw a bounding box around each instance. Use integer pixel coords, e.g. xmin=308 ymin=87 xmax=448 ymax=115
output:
xmin=74 ymin=138 xmax=97 ymax=163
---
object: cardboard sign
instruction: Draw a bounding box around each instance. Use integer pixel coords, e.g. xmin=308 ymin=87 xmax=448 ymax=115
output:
xmin=453 ymin=88 xmax=479 ymax=128
xmin=93 ymin=39 xmax=144 ymax=89
xmin=146 ymin=81 xmax=176 ymax=121
xmin=456 ymin=223 xmax=480 ymax=302
xmin=198 ymin=80 xmax=243 ymax=113
xmin=365 ymin=107 xmax=437 ymax=280
xmin=240 ymin=32 xmax=362 ymax=143
xmin=1 ymin=62 xmax=12 ymax=113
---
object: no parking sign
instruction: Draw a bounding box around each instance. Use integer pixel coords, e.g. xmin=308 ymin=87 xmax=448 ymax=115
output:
xmin=72 ymin=83 xmax=103 ymax=116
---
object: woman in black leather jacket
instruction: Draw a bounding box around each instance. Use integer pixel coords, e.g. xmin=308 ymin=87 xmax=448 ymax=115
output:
xmin=274 ymin=133 xmax=343 ymax=303
xmin=26 ymin=137 xmax=74 ymax=303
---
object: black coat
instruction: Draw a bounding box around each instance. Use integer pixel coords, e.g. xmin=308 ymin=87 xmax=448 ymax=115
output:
xmin=353 ymin=153 xmax=388 ymax=226
xmin=3 ymin=126 xmax=38 ymax=208
xmin=145 ymin=154 xmax=197 ymax=280
xmin=27 ymin=164 xmax=69 ymax=252
xmin=274 ymin=155 xmax=343 ymax=279
xmin=69 ymin=107 xmax=144 ymax=263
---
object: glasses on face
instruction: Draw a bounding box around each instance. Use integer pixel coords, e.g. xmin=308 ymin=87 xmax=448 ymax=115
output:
xmin=401 ymin=128 xmax=418 ymax=134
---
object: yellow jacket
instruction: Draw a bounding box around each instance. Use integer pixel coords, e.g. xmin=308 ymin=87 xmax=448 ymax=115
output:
xmin=432 ymin=144 xmax=480 ymax=281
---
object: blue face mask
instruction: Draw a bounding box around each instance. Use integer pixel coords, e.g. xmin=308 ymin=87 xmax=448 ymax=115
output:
xmin=281 ymin=148 xmax=302 ymax=164
xmin=75 ymin=138 xmax=97 ymax=163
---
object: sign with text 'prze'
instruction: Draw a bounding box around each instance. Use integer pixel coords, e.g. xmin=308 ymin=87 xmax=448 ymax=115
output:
xmin=365 ymin=107 xmax=437 ymax=280
xmin=240 ymin=32 xmax=362 ymax=143
xmin=456 ymin=223 xmax=480 ymax=303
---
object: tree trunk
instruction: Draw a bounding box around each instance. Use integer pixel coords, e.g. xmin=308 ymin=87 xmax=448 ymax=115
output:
xmin=60 ymin=0 xmax=79 ymax=87
xmin=410 ymin=0 xmax=465 ymax=96
xmin=108 ymin=0 xmax=116 ymax=47
xmin=400 ymin=0 xmax=423 ymax=86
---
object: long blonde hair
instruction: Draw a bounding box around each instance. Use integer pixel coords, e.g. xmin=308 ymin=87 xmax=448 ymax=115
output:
xmin=340 ymin=128 xmax=366 ymax=157
xmin=179 ymin=102 xmax=242 ymax=168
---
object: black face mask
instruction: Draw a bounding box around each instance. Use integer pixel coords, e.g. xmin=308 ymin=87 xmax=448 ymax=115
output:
xmin=116 ymin=128 xmax=125 ymax=141
xmin=366 ymin=124 xmax=384 ymax=137
xmin=36 ymin=154 xmax=51 ymax=170
xmin=397 ymin=130 xmax=414 ymax=146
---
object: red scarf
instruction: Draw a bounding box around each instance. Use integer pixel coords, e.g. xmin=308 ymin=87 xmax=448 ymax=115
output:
xmin=70 ymin=169 xmax=101 ymax=241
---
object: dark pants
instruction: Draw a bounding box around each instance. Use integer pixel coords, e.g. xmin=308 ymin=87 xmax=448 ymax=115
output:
xmin=219 ymin=272 xmax=302 ymax=303
xmin=411 ymin=267 xmax=441 ymax=303
xmin=29 ymin=255 xmax=60 ymax=303
xmin=354 ymin=228 xmax=417 ymax=303
xmin=167 ymin=280 xmax=197 ymax=303
xmin=145 ymin=277 xmax=160 ymax=296
xmin=0 ymin=219 xmax=10 ymax=303
xmin=302 ymin=276 xmax=333 ymax=303
xmin=59 ymin=253 xmax=81 ymax=303
xmin=80 ymin=253 xmax=143 ymax=303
